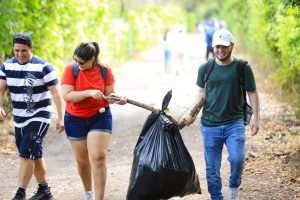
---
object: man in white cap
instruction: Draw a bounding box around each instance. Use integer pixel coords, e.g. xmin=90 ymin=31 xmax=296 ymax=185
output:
xmin=184 ymin=29 xmax=260 ymax=200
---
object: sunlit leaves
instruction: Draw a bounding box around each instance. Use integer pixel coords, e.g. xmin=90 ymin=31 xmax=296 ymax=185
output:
xmin=0 ymin=0 xmax=187 ymax=69
xmin=282 ymin=0 xmax=300 ymax=8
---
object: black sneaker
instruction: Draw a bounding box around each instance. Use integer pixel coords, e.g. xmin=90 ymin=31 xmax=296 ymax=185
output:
xmin=11 ymin=189 xmax=26 ymax=200
xmin=28 ymin=187 xmax=53 ymax=200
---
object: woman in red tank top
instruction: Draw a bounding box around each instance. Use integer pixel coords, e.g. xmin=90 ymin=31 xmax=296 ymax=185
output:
xmin=61 ymin=42 xmax=126 ymax=200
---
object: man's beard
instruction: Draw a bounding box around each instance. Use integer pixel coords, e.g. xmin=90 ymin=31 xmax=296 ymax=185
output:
xmin=217 ymin=48 xmax=233 ymax=62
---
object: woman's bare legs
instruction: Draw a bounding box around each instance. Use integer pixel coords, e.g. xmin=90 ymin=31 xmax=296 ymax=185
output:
xmin=70 ymin=140 xmax=92 ymax=192
xmin=87 ymin=132 xmax=111 ymax=200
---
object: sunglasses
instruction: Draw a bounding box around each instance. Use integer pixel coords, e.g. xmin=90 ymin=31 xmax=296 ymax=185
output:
xmin=73 ymin=57 xmax=87 ymax=65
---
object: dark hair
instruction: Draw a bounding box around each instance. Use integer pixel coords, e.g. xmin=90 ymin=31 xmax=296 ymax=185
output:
xmin=163 ymin=28 xmax=170 ymax=41
xmin=73 ymin=42 xmax=102 ymax=67
xmin=13 ymin=32 xmax=32 ymax=46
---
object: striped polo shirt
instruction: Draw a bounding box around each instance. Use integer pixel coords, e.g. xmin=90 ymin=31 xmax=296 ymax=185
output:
xmin=0 ymin=55 xmax=58 ymax=128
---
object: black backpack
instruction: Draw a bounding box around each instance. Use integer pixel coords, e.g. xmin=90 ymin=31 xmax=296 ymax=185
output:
xmin=72 ymin=63 xmax=107 ymax=81
xmin=204 ymin=58 xmax=253 ymax=125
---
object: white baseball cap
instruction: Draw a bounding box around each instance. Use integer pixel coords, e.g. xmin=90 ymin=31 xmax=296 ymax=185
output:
xmin=212 ymin=29 xmax=233 ymax=47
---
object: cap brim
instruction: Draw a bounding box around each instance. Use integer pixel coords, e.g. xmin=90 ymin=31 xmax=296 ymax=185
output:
xmin=212 ymin=40 xmax=231 ymax=47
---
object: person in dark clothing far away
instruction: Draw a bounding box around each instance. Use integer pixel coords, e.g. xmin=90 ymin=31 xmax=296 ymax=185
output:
xmin=204 ymin=20 xmax=216 ymax=60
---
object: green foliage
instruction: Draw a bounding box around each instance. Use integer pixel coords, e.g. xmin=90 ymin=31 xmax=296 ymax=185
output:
xmin=0 ymin=0 xmax=188 ymax=68
xmin=185 ymin=11 xmax=198 ymax=31
xmin=283 ymin=0 xmax=300 ymax=7
xmin=269 ymin=5 xmax=300 ymax=92
xmin=0 ymin=0 xmax=189 ymax=114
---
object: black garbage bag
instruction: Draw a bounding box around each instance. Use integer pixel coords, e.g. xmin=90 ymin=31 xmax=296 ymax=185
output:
xmin=127 ymin=91 xmax=201 ymax=200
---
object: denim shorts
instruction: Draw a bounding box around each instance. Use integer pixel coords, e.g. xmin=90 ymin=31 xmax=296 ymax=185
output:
xmin=15 ymin=121 xmax=50 ymax=160
xmin=64 ymin=107 xmax=112 ymax=141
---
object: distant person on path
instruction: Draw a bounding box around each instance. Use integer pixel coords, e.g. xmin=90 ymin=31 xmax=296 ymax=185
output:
xmin=172 ymin=24 xmax=187 ymax=76
xmin=0 ymin=32 xmax=65 ymax=200
xmin=61 ymin=42 xmax=127 ymax=200
xmin=162 ymin=27 xmax=172 ymax=74
xmin=184 ymin=29 xmax=260 ymax=200
xmin=204 ymin=20 xmax=216 ymax=60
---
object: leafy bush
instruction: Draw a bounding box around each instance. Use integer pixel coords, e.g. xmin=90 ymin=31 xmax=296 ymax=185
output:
xmin=0 ymin=0 xmax=189 ymax=115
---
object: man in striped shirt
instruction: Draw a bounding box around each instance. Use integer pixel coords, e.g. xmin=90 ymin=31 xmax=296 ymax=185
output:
xmin=0 ymin=32 xmax=65 ymax=200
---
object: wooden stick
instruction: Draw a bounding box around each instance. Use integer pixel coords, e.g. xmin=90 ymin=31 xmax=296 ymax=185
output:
xmin=106 ymin=95 xmax=204 ymax=130
xmin=174 ymin=98 xmax=205 ymax=129
xmin=106 ymin=96 xmax=160 ymax=113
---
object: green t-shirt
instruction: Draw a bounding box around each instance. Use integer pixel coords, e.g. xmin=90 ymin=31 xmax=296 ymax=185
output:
xmin=196 ymin=58 xmax=256 ymax=126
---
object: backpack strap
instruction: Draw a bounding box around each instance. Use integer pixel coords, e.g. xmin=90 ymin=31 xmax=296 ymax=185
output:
xmin=72 ymin=63 xmax=107 ymax=81
xmin=203 ymin=58 xmax=215 ymax=99
xmin=204 ymin=58 xmax=215 ymax=83
xmin=72 ymin=63 xmax=80 ymax=80
xmin=100 ymin=66 xmax=107 ymax=81
xmin=237 ymin=59 xmax=248 ymax=104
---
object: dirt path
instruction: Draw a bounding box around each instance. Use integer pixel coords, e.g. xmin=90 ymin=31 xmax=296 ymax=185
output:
xmin=0 ymin=33 xmax=299 ymax=200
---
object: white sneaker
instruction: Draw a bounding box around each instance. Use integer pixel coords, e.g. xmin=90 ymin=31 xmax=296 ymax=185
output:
xmin=228 ymin=187 xmax=239 ymax=200
xmin=83 ymin=191 xmax=95 ymax=200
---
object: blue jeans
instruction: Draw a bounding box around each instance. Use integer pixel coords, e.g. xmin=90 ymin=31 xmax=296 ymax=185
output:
xmin=201 ymin=119 xmax=245 ymax=200
xmin=164 ymin=49 xmax=171 ymax=68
